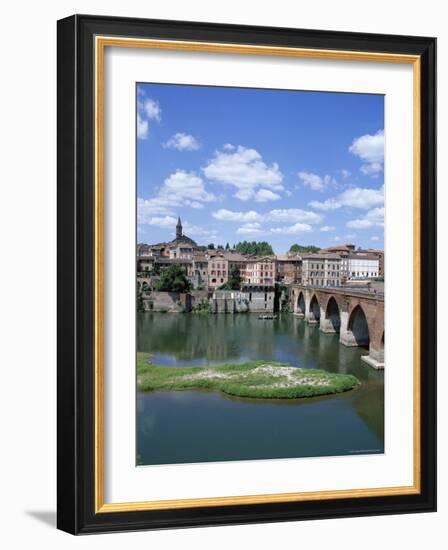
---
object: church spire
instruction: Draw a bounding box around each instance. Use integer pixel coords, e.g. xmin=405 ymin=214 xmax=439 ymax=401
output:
xmin=176 ymin=216 xmax=182 ymax=238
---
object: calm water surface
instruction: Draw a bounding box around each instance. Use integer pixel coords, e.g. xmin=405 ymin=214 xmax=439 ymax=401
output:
xmin=137 ymin=312 xmax=384 ymax=465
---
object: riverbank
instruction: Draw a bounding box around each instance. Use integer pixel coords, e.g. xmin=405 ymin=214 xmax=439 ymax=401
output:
xmin=137 ymin=353 xmax=360 ymax=399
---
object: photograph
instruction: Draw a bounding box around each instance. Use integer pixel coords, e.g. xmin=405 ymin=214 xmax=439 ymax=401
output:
xmin=135 ymin=83 xmax=385 ymax=466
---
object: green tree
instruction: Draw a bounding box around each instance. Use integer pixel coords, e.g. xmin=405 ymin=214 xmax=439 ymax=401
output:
xmin=289 ymin=243 xmax=321 ymax=254
xmin=235 ymin=240 xmax=274 ymax=256
xmin=219 ymin=265 xmax=242 ymax=290
xmin=155 ymin=265 xmax=191 ymax=293
xmin=151 ymin=263 xmax=161 ymax=276
xmin=225 ymin=242 xmax=230 ymax=250
xmin=207 ymin=243 xmax=215 ymax=249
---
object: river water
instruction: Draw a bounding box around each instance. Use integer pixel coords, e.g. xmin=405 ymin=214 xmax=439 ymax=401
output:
xmin=137 ymin=312 xmax=384 ymax=465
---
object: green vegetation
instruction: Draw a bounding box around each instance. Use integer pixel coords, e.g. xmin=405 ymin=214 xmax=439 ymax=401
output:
xmin=155 ymin=264 xmax=191 ymax=293
xmin=219 ymin=265 xmax=242 ymax=290
xmin=235 ymin=240 xmax=274 ymax=256
xmin=289 ymin=244 xmax=321 ymax=254
xmin=136 ymin=286 xmax=145 ymax=312
xmin=137 ymin=354 xmax=360 ymax=399
xmin=191 ymin=301 xmax=212 ymax=314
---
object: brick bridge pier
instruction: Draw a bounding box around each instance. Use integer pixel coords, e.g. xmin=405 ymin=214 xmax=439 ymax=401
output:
xmin=290 ymin=285 xmax=384 ymax=369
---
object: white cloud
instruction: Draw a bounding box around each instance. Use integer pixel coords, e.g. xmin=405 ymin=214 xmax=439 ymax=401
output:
xmin=360 ymin=162 xmax=383 ymax=176
xmin=223 ymin=143 xmax=235 ymax=151
xmin=340 ymin=169 xmax=351 ymax=179
xmin=309 ymin=198 xmax=341 ymax=211
xmin=138 ymin=170 xmax=217 ymax=223
xmin=338 ymin=186 xmax=384 ymax=209
xmin=203 ymin=145 xmax=283 ymax=201
xmin=140 ymin=215 xmax=178 ymax=228
xmin=346 ymin=206 xmax=384 ymax=229
xmin=137 ymin=113 xmax=149 ymax=140
xmin=212 ymin=209 xmax=261 ymax=222
xmin=267 ymin=209 xmax=322 ymax=224
xmin=136 ymin=214 xmax=217 ymax=242
xmin=163 ymin=132 xmax=201 ymax=151
xmin=346 ymin=218 xmax=373 ymax=229
xmin=349 ymin=129 xmax=384 ymax=177
xmin=271 ymin=223 xmax=312 ymax=235
xmin=183 ymin=221 xmax=218 ymax=240
xmin=212 ymin=208 xmax=322 ymax=225
xmin=338 ymin=187 xmax=384 ymax=210
xmin=254 ymin=189 xmax=281 ymax=202
xmin=137 ymin=197 xmax=174 ymax=219
xmin=136 ymin=92 xmax=161 ymax=140
xmin=320 ymin=225 xmax=335 ymax=232
xmin=298 ymin=171 xmax=325 ymax=191
xmin=142 ymin=98 xmax=161 ymax=122
xmin=309 ymin=185 xmax=384 ymax=211
xmin=298 ymin=172 xmax=336 ymax=192
xmin=371 ymin=236 xmax=380 ymax=241
xmin=236 ymin=222 xmax=265 ymax=236
xmin=163 ymin=170 xmax=216 ymax=204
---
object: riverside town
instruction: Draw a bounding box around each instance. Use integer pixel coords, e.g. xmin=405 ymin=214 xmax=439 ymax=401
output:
xmin=137 ymin=216 xmax=384 ymax=370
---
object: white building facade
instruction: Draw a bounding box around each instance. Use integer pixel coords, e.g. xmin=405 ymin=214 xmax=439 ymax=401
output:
xmin=347 ymin=253 xmax=380 ymax=279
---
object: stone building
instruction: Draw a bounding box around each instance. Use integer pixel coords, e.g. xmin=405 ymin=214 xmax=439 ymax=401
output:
xmin=137 ymin=217 xmax=205 ymax=264
xmin=207 ymin=254 xmax=229 ymax=289
xmin=191 ymin=254 xmax=209 ymax=289
xmin=301 ymin=253 xmax=342 ymax=287
xmin=367 ymin=248 xmax=385 ymax=277
xmin=243 ymin=256 xmax=276 ymax=285
xmin=320 ymin=244 xmax=382 ymax=281
xmin=212 ymin=285 xmax=275 ymax=313
xmin=275 ymin=254 xmax=302 ymax=284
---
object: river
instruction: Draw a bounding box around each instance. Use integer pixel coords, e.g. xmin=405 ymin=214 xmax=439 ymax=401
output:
xmin=137 ymin=312 xmax=384 ymax=465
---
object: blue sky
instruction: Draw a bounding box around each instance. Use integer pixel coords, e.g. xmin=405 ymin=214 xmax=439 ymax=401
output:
xmin=137 ymin=83 xmax=384 ymax=253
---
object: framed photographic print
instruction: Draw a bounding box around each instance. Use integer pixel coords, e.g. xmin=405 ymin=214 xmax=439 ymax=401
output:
xmin=57 ymin=14 xmax=436 ymax=534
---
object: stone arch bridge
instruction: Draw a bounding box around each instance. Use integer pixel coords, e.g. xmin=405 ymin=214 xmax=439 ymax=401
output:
xmin=290 ymin=285 xmax=384 ymax=369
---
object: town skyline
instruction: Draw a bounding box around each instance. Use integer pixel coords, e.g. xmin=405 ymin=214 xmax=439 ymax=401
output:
xmin=137 ymin=216 xmax=384 ymax=256
xmin=137 ymin=83 xmax=384 ymax=253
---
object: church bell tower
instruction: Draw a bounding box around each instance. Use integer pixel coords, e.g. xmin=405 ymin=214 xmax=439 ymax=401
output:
xmin=176 ymin=216 xmax=182 ymax=239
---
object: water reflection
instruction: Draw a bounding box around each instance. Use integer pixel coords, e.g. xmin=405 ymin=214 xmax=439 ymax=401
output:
xmin=137 ymin=312 xmax=384 ymax=465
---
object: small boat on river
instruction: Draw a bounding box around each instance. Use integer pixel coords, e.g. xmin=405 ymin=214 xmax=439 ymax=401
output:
xmin=258 ymin=314 xmax=278 ymax=320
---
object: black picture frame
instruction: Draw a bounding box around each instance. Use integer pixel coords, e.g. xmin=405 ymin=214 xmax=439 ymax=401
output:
xmin=57 ymin=14 xmax=436 ymax=534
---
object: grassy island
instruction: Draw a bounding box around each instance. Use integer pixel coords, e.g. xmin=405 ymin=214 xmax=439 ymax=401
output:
xmin=137 ymin=353 xmax=360 ymax=399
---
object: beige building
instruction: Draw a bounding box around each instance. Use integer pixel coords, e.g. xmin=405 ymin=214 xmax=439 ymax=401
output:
xmin=243 ymin=256 xmax=276 ymax=285
xmin=301 ymin=253 xmax=342 ymax=287
xmin=207 ymin=255 xmax=229 ymax=288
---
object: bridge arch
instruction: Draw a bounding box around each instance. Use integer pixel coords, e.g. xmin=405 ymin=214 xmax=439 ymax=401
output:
xmin=308 ymin=294 xmax=321 ymax=324
xmin=324 ymin=296 xmax=341 ymax=332
xmin=347 ymin=305 xmax=370 ymax=347
xmin=296 ymin=291 xmax=306 ymax=317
